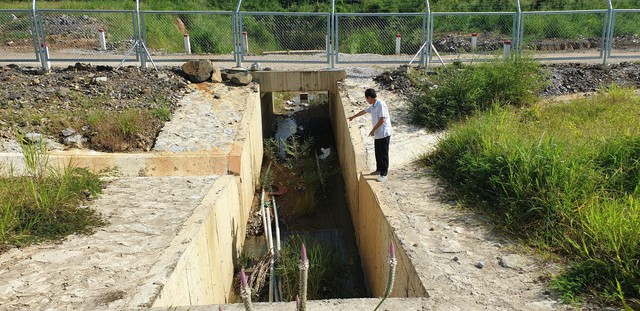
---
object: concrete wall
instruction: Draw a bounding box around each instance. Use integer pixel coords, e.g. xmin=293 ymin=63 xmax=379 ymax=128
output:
xmin=148 ymin=175 xmax=242 ymax=307
xmin=149 ymin=88 xmax=264 ymax=307
xmin=330 ymin=88 xmax=428 ymax=298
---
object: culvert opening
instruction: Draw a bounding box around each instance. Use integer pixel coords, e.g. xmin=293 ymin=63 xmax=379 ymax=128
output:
xmin=237 ymin=91 xmax=369 ymax=302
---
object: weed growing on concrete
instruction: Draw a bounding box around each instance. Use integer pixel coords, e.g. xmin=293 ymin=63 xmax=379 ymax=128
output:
xmin=0 ymin=139 xmax=104 ymax=250
xmin=424 ymin=85 xmax=640 ymax=308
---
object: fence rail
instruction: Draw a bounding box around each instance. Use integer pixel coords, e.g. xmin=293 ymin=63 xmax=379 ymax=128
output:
xmin=1 ymin=2 xmax=639 ymax=68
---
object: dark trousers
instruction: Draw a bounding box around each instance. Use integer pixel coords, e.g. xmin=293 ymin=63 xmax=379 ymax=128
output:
xmin=374 ymin=136 xmax=390 ymax=176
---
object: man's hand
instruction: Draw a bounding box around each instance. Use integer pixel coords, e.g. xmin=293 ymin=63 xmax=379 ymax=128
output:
xmin=369 ymin=129 xmax=375 ymax=137
xmin=348 ymin=116 xmax=354 ymax=121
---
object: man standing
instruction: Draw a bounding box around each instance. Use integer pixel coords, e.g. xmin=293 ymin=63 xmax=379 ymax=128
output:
xmin=348 ymin=88 xmax=393 ymax=182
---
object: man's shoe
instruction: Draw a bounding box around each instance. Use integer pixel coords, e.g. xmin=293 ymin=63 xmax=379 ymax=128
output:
xmin=376 ymin=176 xmax=387 ymax=182
xmin=369 ymin=170 xmax=380 ymax=175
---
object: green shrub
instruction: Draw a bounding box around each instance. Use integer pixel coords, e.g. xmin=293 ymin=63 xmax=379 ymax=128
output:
xmin=423 ymin=86 xmax=640 ymax=307
xmin=409 ymin=56 xmax=546 ymax=130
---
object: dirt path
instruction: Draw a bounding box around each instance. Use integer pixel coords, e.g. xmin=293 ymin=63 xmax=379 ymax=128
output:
xmin=340 ymin=67 xmax=576 ymax=310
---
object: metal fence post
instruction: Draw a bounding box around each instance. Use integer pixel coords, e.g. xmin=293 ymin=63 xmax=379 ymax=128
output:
xmin=330 ymin=0 xmax=336 ymax=68
xmin=420 ymin=0 xmax=431 ymax=66
xmin=603 ymin=0 xmax=614 ymax=65
xmin=514 ymin=0 xmax=522 ymax=54
xmin=234 ymin=0 xmax=244 ymax=68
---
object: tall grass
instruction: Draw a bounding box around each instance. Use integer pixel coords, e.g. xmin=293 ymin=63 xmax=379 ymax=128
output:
xmin=0 ymin=139 xmax=104 ymax=249
xmin=276 ymin=234 xmax=351 ymax=301
xmin=408 ymin=56 xmax=547 ymax=130
xmin=423 ymin=85 xmax=640 ymax=307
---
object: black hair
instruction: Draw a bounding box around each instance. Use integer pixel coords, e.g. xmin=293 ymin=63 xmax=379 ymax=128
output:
xmin=364 ymin=88 xmax=377 ymax=99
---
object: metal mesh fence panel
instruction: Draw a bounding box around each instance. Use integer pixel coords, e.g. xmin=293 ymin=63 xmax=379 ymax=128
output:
xmin=240 ymin=12 xmax=329 ymax=64
xmin=38 ymin=10 xmax=136 ymax=62
xmin=141 ymin=11 xmax=234 ymax=62
xmin=429 ymin=12 xmax=516 ymax=61
xmin=0 ymin=10 xmax=39 ymax=62
xmin=336 ymin=13 xmax=425 ymax=64
xmin=521 ymin=10 xmax=607 ymax=61
xmin=609 ymin=9 xmax=640 ymax=61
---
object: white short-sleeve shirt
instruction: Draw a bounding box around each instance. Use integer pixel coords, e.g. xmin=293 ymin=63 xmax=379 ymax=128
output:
xmin=365 ymin=99 xmax=393 ymax=139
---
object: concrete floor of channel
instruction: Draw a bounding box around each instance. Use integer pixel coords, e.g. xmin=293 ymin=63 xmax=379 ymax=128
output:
xmin=0 ymin=63 xmax=579 ymax=311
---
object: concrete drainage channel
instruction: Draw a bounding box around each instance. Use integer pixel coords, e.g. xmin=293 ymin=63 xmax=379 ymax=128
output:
xmin=0 ymin=70 xmax=426 ymax=310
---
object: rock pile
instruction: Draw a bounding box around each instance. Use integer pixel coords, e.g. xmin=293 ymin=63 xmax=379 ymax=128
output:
xmin=181 ymin=59 xmax=253 ymax=86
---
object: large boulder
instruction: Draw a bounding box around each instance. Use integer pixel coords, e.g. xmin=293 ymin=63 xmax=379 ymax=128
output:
xmin=228 ymin=71 xmax=253 ymax=86
xmin=181 ymin=60 xmax=213 ymax=83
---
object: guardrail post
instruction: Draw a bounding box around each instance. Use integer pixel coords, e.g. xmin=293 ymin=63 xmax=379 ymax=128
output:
xmin=503 ymin=40 xmax=512 ymax=58
xmin=183 ymin=34 xmax=191 ymax=54
xmin=98 ymin=29 xmax=107 ymax=50
xmin=242 ymin=31 xmax=249 ymax=55
xmin=471 ymin=33 xmax=478 ymax=52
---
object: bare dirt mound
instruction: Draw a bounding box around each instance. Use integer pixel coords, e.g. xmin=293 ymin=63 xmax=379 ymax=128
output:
xmin=0 ymin=63 xmax=189 ymax=151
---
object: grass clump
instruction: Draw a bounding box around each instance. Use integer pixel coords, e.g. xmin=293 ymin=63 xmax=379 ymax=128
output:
xmin=423 ymin=85 xmax=640 ymax=308
xmin=87 ymin=108 xmax=160 ymax=152
xmin=408 ymin=56 xmax=547 ymax=130
xmin=0 ymin=140 xmax=105 ymax=250
xmin=276 ymin=235 xmax=351 ymax=301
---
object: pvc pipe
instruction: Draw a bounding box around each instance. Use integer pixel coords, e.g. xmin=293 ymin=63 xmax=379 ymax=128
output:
xmin=272 ymin=196 xmax=284 ymax=302
xmin=242 ymin=31 xmax=249 ymax=54
xmin=98 ymin=29 xmax=106 ymax=50
xmin=471 ymin=32 xmax=477 ymax=51
xmin=503 ymin=40 xmax=512 ymax=58
xmin=265 ymin=203 xmax=275 ymax=302
xmin=395 ymin=33 xmax=401 ymax=55
xmin=183 ymin=34 xmax=191 ymax=54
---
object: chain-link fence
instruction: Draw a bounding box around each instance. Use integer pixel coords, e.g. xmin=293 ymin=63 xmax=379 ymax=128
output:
xmin=0 ymin=10 xmax=39 ymax=62
xmin=38 ymin=10 xmax=137 ymax=62
xmin=429 ymin=12 xmax=516 ymax=62
xmin=1 ymin=5 xmax=640 ymax=67
xmin=608 ymin=9 xmax=640 ymax=61
xmin=239 ymin=12 xmax=330 ymax=64
xmin=520 ymin=10 xmax=608 ymax=61
xmin=141 ymin=11 xmax=235 ymax=62
xmin=336 ymin=13 xmax=426 ymax=64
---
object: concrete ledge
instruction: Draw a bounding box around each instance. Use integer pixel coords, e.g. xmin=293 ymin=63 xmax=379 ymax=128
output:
xmin=253 ymin=70 xmax=346 ymax=93
xmin=152 ymin=298 xmax=432 ymax=310
xmin=0 ymin=151 xmax=231 ymax=177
